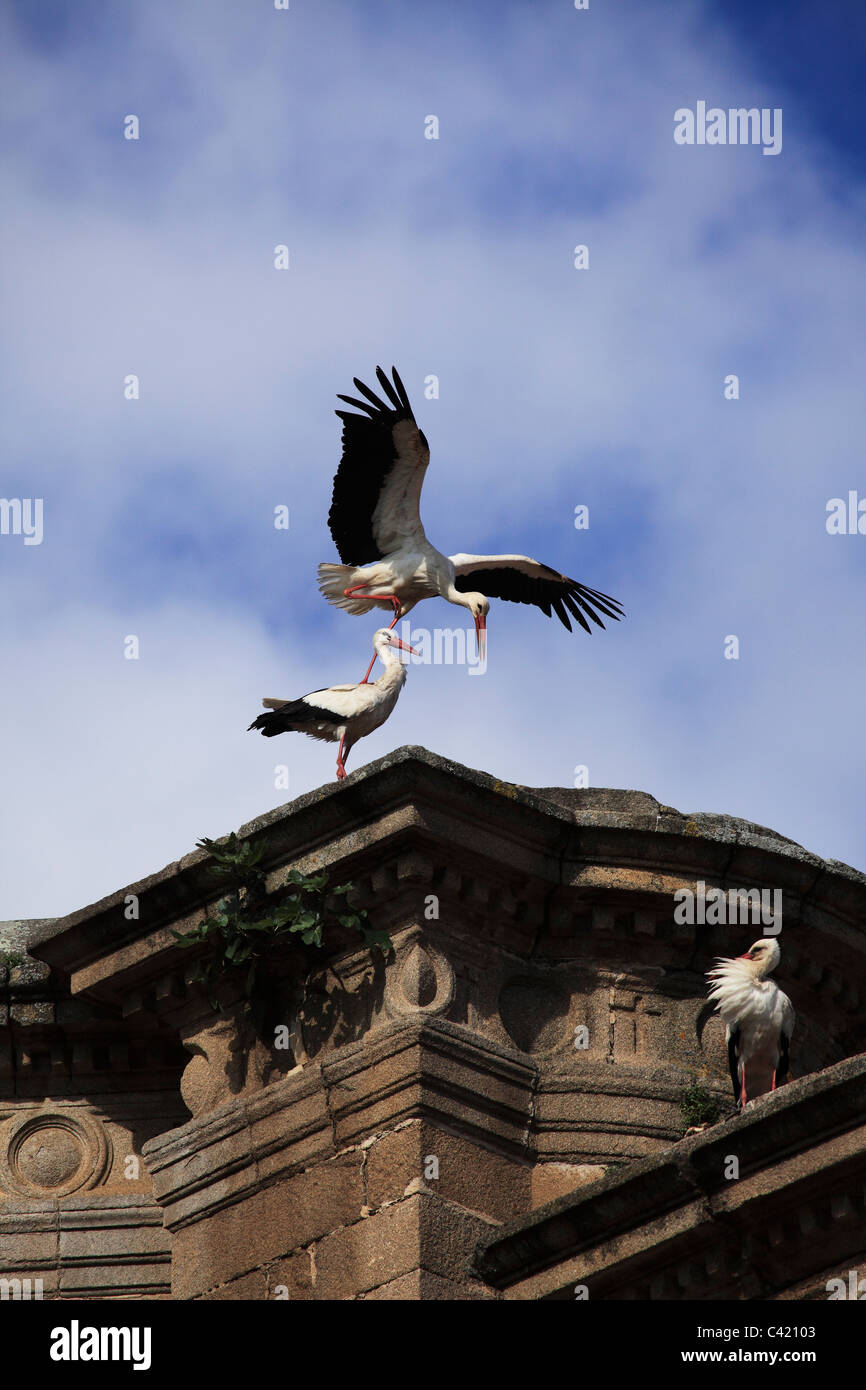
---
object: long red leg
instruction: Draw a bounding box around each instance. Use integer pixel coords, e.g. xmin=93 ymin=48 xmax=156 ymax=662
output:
xmin=740 ymin=1064 xmax=747 ymax=1108
xmin=343 ymin=587 xmax=402 ymax=683
xmin=770 ymin=1069 xmax=776 ymax=1091
xmin=336 ymin=734 xmax=348 ymax=780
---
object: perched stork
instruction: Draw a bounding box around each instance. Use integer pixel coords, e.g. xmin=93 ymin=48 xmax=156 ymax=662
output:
xmin=706 ymin=939 xmax=795 ymax=1109
xmin=248 ymin=628 xmax=416 ymax=780
xmin=318 ymin=366 xmax=624 ymax=681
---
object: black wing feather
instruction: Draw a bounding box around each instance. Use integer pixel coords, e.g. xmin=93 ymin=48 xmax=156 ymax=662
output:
xmin=351 ymin=376 xmax=390 ymax=411
xmin=248 ymin=696 xmax=345 ymax=737
xmin=776 ymin=1030 xmax=790 ymax=1086
xmin=328 ymin=366 xmax=422 ymax=565
xmin=727 ymin=1027 xmax=741 ymax=1104
xmin=336 ymin=393 xmax=380 ymax=418
xmin=453 ymin=565 xmax=624 ymax=633
xmin=552 ymin=597 xmax=572 ymax=632
xmin=375 ymin=365 xmax=403 ymax=409
xmin=563 ymin=593 xmax=591 ymax=634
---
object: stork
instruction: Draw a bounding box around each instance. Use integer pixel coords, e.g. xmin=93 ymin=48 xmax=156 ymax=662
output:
xmin=706 ymin=939 xmax=795 ymax=1109
xmin=248 ymin=628 xmax=416 ymax=780
xmin=318 ymin=366 xmax=624 ymax=681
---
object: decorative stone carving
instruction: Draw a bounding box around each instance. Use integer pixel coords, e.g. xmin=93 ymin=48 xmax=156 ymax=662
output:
xmin=179 ymin=1005 xmax=283 ymax=1118
xmin=384 ymin=932 xmax=455 ymax=1020
xmin=499 ymin=976 xmax=571 ymax=1054
xmin=0 ymin=1109 xmax=111 ymax=1197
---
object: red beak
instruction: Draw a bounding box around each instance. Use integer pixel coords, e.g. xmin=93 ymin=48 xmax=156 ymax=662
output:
xmin=474 ymin=613 xmax=487 ymax=660
xmin=389 ymin=634 xmax=418 ymax=656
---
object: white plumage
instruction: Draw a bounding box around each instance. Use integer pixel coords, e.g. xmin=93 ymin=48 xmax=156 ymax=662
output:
xmin=248 ymin=628 xmax=416 ymax=781
xmin=706 ymin=939 xmax=795 ymax=1108
xmin=319 ymin=366 xmax=624 ymax=680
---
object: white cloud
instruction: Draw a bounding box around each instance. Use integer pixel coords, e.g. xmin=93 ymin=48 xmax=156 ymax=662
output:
xmin=2 ymin=0 xmax=865 ymax=916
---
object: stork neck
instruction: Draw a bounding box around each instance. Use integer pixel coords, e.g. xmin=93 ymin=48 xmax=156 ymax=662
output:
xmin=374 ymin=647 xmax=408 ymax=683
xmin=443 ymin=583 xmax=473 ymax=611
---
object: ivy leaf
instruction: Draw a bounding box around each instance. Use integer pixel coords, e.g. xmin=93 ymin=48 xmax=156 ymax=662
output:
xmin=172 ymin=931 xmax=198 ymax=948
xmin=188 ymin=836 xmax=390 ymax=1019
xmin=362 ymin=927 xmax=394 ymax=955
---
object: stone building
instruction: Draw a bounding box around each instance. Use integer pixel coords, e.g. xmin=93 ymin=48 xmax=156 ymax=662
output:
xmin=1 ymin=746 xmax=864 ymax=1299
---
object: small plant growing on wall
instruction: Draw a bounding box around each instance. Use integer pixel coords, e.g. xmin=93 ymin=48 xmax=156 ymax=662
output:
xmin=679 ymin=1082 xmax=720 ymax=1130
xmin=172 ymin=833 xmax=391 ymax=1025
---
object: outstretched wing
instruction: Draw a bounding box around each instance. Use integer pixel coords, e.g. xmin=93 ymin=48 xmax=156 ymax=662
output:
xmin=329 ymin=366 xmax=430 ymax=564
xmin=449 ymin=553 xmax=624 ymax=633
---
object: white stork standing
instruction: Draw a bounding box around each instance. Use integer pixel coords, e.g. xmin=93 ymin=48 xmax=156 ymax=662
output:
xmin=248 ymin=628 xmax=416 ymax=780
xmin=317 ymin=366 xmax=624 ymax=681
xmin=706 ymin=939 xmax=795 ymax=1109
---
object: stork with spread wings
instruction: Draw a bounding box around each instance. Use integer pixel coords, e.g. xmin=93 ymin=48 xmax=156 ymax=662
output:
xmin=318 ymin=366 xmax=624 ymax=680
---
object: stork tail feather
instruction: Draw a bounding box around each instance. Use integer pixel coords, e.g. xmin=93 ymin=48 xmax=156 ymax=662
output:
xmin=317 ymin=562 xmax=378 ymax=614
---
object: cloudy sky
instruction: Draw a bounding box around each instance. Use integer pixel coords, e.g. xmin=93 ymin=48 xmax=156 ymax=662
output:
xmin=2 ymin=0 xmax=865 ymax=918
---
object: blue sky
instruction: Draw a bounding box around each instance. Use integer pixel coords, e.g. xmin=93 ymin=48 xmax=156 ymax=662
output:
xmin=2 ymin=0 xmax=865 ymax=916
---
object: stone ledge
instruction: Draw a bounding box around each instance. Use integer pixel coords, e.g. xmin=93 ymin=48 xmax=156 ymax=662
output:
xmin=472 ymin=1052 xmax=866 ymax=1297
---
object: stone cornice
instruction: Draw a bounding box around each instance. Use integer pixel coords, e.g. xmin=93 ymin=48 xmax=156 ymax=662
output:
xmin=27 ymin=747 xmax=866 ymax=1012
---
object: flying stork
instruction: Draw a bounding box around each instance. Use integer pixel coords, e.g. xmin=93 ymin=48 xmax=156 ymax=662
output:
xmin=706 ymin=939 xmax=795 ymax=1109
xmin=317 ymin=366 xmax=624 ymax=681
xmin=248 ymin=627 xmax=417 ymax=780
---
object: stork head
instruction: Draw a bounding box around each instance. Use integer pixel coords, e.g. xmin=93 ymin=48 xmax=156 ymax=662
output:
xmin=372 ymin=628 xmax=417 ymax=662
xmin=457 ymin=592 xmax=489 ymax=659
xmin=738 ymin=938 xmax=781 ymax=978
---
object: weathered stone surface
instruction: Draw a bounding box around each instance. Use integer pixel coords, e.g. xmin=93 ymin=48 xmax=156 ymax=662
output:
xmin=312 ymin=1192 xmax=496 ymax=1301
xmin=267 ymin=1250 xmax=315 ymax=1300
xmin=362 ymin=1268 xmax=498 ymax=1299
xmin=197 ymin=1269 xmax=269 ymax=1300
xmin=363 ymin=1119 xmax=531 ymax=1220
xmin=169 ymin=1153 xmax=366 ymax=1299
xmin=531 ymin=1163 xmax=607 ymax=1207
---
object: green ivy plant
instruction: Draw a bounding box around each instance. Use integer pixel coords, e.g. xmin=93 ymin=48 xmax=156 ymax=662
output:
xmin=172 ymin=832 xmax=391 ymax=1016
xmin=0 ymin=950 xmax=23 ymax=971
xmin=679 ymin=1082 xmax=721 ymax=1130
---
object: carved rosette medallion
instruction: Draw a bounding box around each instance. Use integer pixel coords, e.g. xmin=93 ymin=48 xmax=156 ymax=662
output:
xmin=0 ymin=1110 xmax=111 ymax=1197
